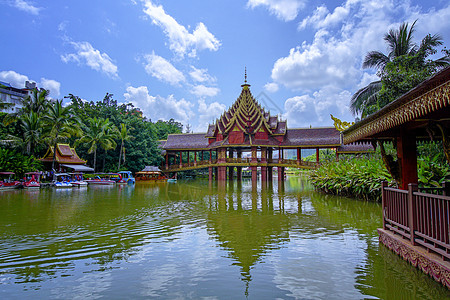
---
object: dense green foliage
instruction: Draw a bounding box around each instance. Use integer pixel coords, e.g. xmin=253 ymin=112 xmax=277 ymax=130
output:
xmin=0 ymin=90 xmax=182 ymax=174
xmin=309 ymin=142 xmax=450 ymax=202
xmin=0 ymin=148 xmax=42 ymax=176
xmin=309 ymin=156 xmax=394 ymax=202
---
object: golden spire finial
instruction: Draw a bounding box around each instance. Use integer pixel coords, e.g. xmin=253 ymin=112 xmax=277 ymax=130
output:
xmin=241 ymin=67 xmax=250 ymax=87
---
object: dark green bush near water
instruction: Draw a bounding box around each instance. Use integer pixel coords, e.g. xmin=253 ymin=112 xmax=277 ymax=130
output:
xmin=309 ymin=142 xmax=450 ymax=202
xmin=309 ymin=157 xmax=394 ymax=202
xmin=0 ymin=148 xmax=42 ymax=176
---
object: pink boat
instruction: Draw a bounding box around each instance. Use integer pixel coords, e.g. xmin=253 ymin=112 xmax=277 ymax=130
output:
xmin=0 ymin=172 xmax=22 ymax=190
xmin=85 ymin=174 xmax=116 ymax=185
xmin=23 ymin=172 xmax=41 ymax=189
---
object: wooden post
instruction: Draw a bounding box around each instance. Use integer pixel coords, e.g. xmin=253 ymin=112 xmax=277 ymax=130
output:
xmin=443 ymin=182 xmax=449 ymax=196
xmin=297 ymin=148 xmax=301 ymax=165
xmin=209 ymin=167 xmax=213 ymax=182
xmin=251 ymin=146 xmax=257 ymax=163
xmin=251 ymin=166 xmax=257 ymax=182
xmin=237 ymin=167 xmax=242 ymax=181
xmin=316 ymin=148 xmax=319 ymax=163
xmin=179 ymin=151 xmax=182 ymax=168
xmin=209 ymin=149 xmax=212 ymax=163
xmin=165 ymin=153 xmax=169 ymax=169
xmin=381 ymin=181 xmax=387 ymax=230
xmin=228 ymin=166 xmax=234 ymax=180
xmin=408 ymin=183 xmax=418 ymax=246
xmin=187 ymin=151 xmax=190 ymax=165
xmin=397 ymin=134 xmax=418 ymax=190
xmin=261 ymin=166 xmax=267 ymax=181
xmin=194 ymin=151 xmax=197 ymax=166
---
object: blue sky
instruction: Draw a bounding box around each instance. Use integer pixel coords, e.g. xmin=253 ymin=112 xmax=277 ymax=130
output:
xmin=1 ymin=0 xmax=450 ymax=132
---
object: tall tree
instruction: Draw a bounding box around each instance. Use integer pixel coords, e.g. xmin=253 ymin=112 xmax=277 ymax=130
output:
xmin=101 ymin=122 xmax=119 ymax=172
xmin=118 ymin=123 xmax=134 ymax=170
xmin=3 ymin=88 xmax=50 ymax=126
xmin=43 ymin=100 xmax=81 ymax=171
xmin=351 ymin=21 xmax=448 ymax=117
xmin=76 ymin=117 xmax=116 ymax=172
xmin=18 ymin=111 xmax=42 ymax=155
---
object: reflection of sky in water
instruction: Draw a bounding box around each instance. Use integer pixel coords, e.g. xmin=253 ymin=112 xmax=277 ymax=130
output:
xmin=0 ymin=179 xmax=448 ymax=299
xmin=271 ymin=230 xmax=370 ymax=299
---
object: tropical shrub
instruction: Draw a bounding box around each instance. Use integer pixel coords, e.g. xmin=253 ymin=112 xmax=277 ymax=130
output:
xmin=0 ymin=147 xmax=42 ymax=176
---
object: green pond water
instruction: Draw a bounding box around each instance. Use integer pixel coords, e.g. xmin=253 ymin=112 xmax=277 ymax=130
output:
xmin=0 ymin=177 xmax=449 ymax=299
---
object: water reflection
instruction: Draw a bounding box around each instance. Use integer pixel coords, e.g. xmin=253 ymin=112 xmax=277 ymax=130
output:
xmin=0 ymin=177 xmax=448 ymax=299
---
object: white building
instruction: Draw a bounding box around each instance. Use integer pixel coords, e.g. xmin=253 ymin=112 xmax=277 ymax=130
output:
xmin=0 ymin=81 xmax=35 ymax=113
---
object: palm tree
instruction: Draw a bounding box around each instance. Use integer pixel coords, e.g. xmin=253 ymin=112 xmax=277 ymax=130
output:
xmin=351 ymin=21 xmax=448 ymax=117
xmin=101 ymin=122 xmax=119 ymax=172
xmin=5 ymin=111 xmax=42 ymax=155
xmin=3 ymin=88 xmax=50 ymax=125
xmin=43 ymin=100 xmax=81 ymax=171
xmin=76 ymin=117 xmax=117 ymax=172
xmin=117 ymin=123 xmax=134 ymax=170
xmin=19 ymin=112 xmax=43 ymax=155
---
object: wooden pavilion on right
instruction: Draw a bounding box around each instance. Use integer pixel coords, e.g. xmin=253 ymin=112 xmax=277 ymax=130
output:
xmin=343 ymin=66 xmax=450 ymax=289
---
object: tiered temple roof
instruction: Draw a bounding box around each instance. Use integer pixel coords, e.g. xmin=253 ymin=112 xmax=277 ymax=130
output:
xmin=40 ymin=144 xmax=86 ymax=164
xmin=160 ymin=76 xmax=373 ymax=153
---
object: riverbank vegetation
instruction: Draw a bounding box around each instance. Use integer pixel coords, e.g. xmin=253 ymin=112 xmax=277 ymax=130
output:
xmin=0 ymin=91 xmax=182 ymax=174
xmin=309 ymin=142 xmax=450 ymax=202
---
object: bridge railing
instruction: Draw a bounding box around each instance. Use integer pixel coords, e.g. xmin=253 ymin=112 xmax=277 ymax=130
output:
xmin=382 ymin=182 xmax=450 ymax=261
xmin=163 ymin=158 xmax=318 ymax=170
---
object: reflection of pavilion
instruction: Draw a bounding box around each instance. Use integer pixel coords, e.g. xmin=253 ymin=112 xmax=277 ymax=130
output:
xmin=160 ymin=73 xmax=372 ymax=183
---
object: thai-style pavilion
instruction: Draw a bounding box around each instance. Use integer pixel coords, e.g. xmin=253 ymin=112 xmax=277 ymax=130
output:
xmin=343 ymin=66 xmax=450 ymax=289
xmin=40 ymin=143 xmax=94 ymax=172
xmin=160 ymin=75 xmax=372 ymax=182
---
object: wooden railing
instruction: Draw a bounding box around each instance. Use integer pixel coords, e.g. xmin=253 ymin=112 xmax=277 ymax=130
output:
xmin=162 ymin=158 xmax=318 ymax=170
xmin=382 ymin=182 xmax=450 ymax=261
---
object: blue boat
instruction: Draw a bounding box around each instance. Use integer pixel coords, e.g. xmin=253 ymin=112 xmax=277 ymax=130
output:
xmin=117 ymin=171 xmax=135 ymax=184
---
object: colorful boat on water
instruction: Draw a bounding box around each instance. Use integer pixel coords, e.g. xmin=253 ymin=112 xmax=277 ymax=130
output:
xmin=69 ymin=173 xmax=88 ymax=187
xmin=110 ymin=173 xmax=128 ymax=185
xmin=135 ymin=166 xmax=167 ymax=181
xmin=0 ymin=172 xmax=22 ymax=190
xmin=23 ymin=172 xmax=42 ymax=189
xmin=53 ymin=173 xmax=73 ymax=188
xmin=85 ymin=174 xmax=116 ymax=185
xmin=117 ymin=171 xmax=135 ymax=184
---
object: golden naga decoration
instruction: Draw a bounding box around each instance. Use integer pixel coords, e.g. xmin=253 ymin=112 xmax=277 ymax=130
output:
xmin=330 ymin=114 xmax=354 ymax=132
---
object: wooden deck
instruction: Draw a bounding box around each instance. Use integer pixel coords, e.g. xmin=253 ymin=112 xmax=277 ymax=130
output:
xmin=380 ymin=182 xmax=450 ymax=288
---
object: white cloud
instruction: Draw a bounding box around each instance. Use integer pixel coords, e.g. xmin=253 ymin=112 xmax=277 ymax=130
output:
xmin=0 ymin=70 xmax=61 ymax=98
xmin=271 ymin=0 xmax=415 ymax=91
xmin=283 ymin=87 xmax=354 ymax=127
xmin=0 ymin=70 xmax=29 ymax=88
xmin=298 ymin=1 xmax=354 ymax=30
xmin=191 ymin=85 xmax=220 ymax=98
xmin=195 ymin=99 xmax=226 ymax=132
xmin=264 ymin=82 xmax=279 ymax=93
xmin=12 ymin=0 xmax=41 ymax=15
xmin=40 ymin=78 xmax=61 ymax=97
xmin=189 ymin=66 xmax=216 ymax=83
xmin=124 ymin=86 xmax=194 ymax=125
xmin=143 ymin=53 xmax=185 ymax=86
xmin=143 ymin=1 xmax=221 ymax=57
xmin=247 ymin=0 xmax=306 ymax=21
xmin=61 ymin=41 xmax=118 ymax=78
